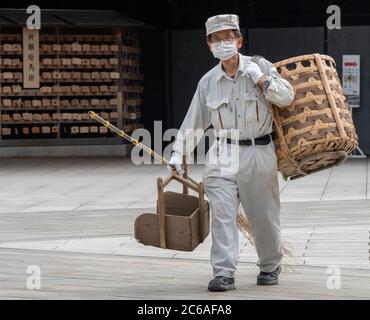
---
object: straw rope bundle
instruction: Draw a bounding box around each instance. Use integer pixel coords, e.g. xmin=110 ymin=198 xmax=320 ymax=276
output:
xmin=237 ymin=205 xmax=294 ymax=262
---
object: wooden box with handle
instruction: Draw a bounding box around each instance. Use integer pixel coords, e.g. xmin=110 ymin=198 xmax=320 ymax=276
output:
xmin=134 ymin=159 xmax=209 ymax=251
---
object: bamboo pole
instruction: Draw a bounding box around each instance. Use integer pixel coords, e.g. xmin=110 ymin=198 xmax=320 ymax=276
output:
xmin=88 ymin=110 xmax=292 ymax=255
xmin=314 ymin=54 xmax=347 ymax=139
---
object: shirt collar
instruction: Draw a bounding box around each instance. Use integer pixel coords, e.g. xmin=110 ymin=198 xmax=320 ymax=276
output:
xmin=216 ymin=53 xmax=245 ymax=81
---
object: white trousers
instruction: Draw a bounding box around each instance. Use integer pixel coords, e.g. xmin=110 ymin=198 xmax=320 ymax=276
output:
xmin=203 ymin=137 xmax=283 ymax=278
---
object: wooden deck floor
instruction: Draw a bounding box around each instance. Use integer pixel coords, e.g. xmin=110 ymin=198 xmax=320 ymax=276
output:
xmin=0 ymin=158 xmax=369 ymax=299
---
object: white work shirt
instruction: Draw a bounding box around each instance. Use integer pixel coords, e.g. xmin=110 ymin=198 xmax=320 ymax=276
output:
xmin=173 ymin=53 xmax=294 ymax=156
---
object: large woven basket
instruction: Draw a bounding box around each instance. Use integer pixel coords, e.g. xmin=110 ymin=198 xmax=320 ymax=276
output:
xmin=270 ymin=53 xmax=358 ymax=180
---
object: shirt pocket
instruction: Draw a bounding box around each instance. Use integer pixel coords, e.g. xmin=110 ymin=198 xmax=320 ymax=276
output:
xmin=206 ymin=97 xmax=235 ymax=129
xmin=244 ymin=92 xmax=260 ymax=122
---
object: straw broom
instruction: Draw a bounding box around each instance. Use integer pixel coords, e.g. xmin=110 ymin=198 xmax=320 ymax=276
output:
xmin=88 ymin=111 xmax=294 ymax=261
xmin=237 ymin=205 xmax=294 ymax=262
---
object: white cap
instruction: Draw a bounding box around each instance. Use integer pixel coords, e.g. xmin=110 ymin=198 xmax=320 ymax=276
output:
xmin=205 ymin=14 xmax=240 ymax=36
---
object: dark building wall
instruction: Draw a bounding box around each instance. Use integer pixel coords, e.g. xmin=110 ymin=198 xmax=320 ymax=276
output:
xmin=164 ymin=27 xmax=368 ymax=155
xmin=170 ymin=29 xmax=215 ymax=128
xmin=328 ymin=26 xmax=370 ymax=155
xmin=140 ymin=30 xmax=168 ymax=132
xmin=246 ymin=27 xmax=324 ymax=62
xmin=169 ymin=27 xmax=325 ymax=130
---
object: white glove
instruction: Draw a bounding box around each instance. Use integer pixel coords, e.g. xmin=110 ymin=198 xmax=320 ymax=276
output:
xmin=244 ymin=61 xmax=264 ymax=84
xmin=167 ymin=152 xmax=184 ymax=175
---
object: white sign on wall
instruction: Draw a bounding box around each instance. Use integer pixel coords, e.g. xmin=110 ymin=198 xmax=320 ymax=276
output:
xmin=342 ymin=55 xmax=360 ymax=108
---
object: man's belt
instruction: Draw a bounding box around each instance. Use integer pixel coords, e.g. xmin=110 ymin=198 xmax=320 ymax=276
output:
xmin=221 ymin=133 xmax=272 ymax=146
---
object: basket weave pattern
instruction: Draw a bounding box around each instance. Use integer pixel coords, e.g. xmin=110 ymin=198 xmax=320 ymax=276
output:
xmin=272 ymin=54 xmax=358 ymax=179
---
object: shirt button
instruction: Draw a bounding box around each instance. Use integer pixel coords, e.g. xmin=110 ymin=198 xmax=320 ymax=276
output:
xmin=238 ymin=114 xmax=241 ymax=117
xmin=236 ymin=98 xmax=239 ymax=101
xmin=233 ymin=81 xmax=236 ymax=84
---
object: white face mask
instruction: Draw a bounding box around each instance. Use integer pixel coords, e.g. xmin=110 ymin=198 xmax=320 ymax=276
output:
xmin=211 ymin=40 xmax=238 ymax=61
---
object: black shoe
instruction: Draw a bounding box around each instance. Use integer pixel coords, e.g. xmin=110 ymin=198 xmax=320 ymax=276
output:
xmin=208 ymin=276 xmax=235 ymax=292
xmin=257 ymin=265 xmax=282 ymax=286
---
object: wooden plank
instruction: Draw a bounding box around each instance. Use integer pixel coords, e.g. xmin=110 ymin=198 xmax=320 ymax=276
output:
xmin=1 ymin=248 xmax=370 ymax=300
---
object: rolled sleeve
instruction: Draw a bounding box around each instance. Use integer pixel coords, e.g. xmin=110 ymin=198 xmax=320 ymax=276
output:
xmin=260 ymin=58 xmax=295 ymax=108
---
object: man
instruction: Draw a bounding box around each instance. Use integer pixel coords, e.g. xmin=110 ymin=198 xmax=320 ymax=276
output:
xmin=168 ymin=14 xmax=294 ymax=291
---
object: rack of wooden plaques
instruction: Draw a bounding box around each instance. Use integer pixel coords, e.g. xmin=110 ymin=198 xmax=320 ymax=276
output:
xmin=0 ymin=27 xmax=143 ymax=146
xmin=121 ymin=29 xmax=143 ymax=134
